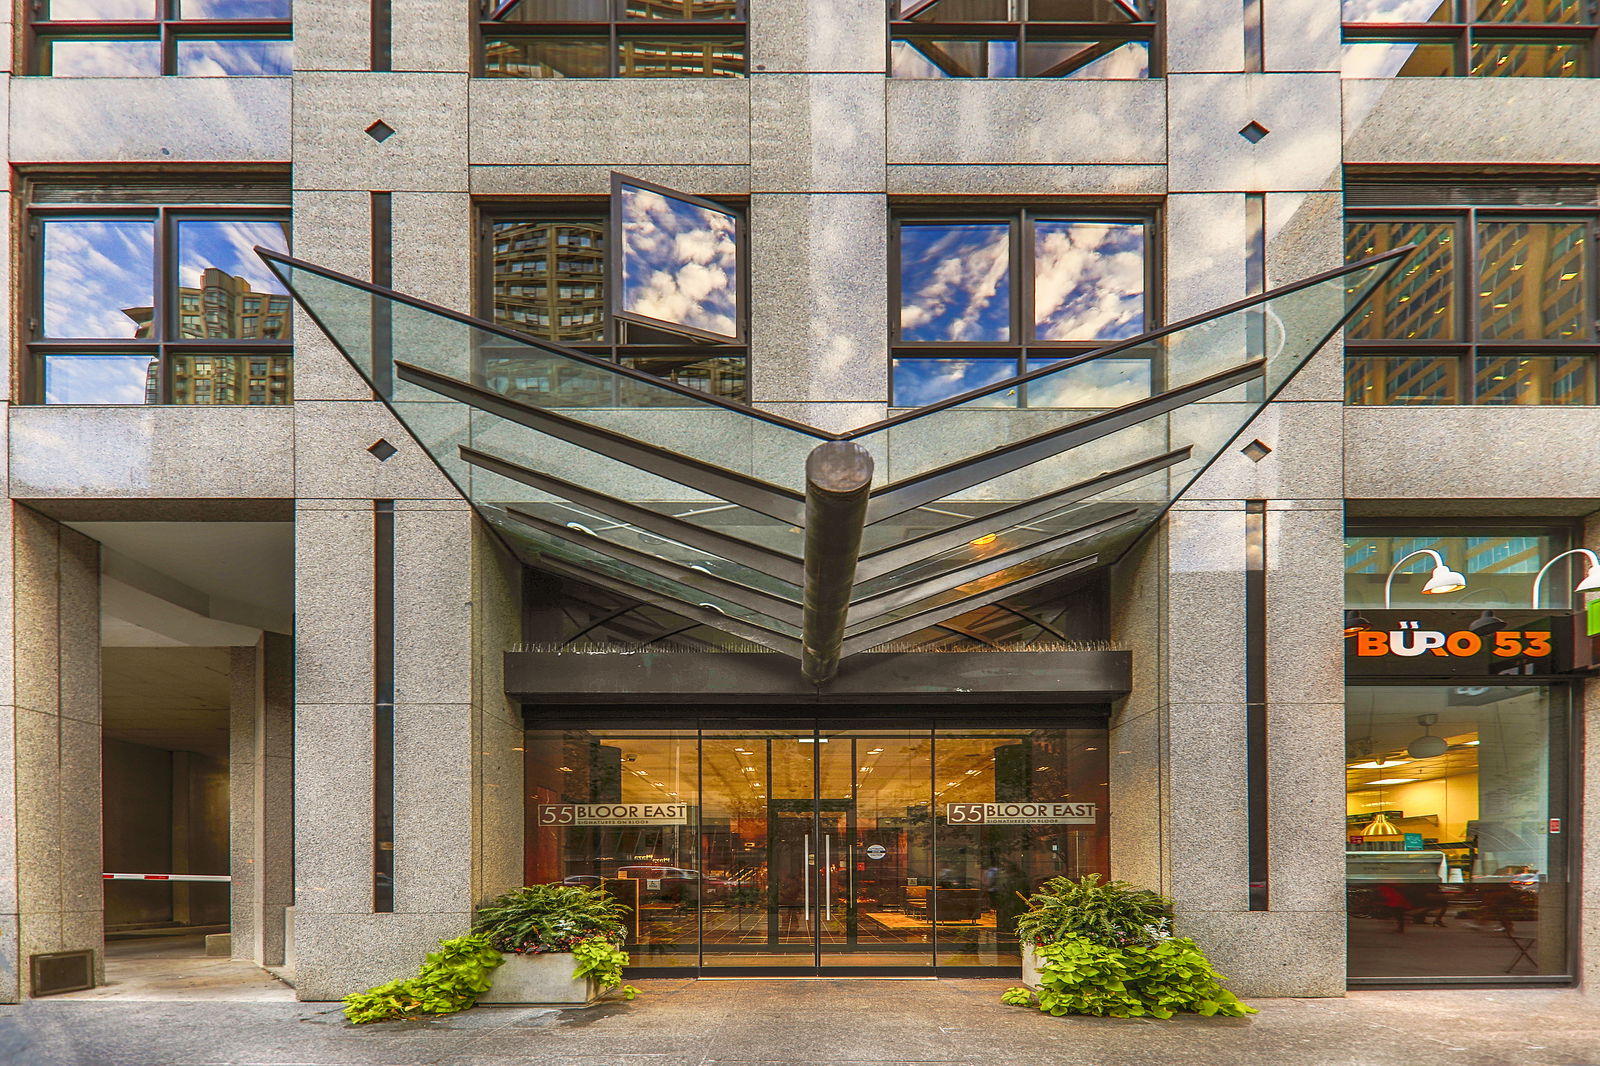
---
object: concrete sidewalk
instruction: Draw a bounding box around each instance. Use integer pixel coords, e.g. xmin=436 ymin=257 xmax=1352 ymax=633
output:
xmin=3 ymin=978 xmax=1599 ymax=1066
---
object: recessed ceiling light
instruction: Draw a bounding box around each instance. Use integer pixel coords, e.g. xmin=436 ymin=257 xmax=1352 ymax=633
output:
xmin=1368 ymin=777 xmax=1418 ymax=786
xmin=1348 ymin=758 xmax=1410 ymax=770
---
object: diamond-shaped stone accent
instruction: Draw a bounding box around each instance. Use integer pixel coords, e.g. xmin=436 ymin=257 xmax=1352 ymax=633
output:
xmin=365 ymin=120 xmax=396 ymax=143
xmin=1238 ymin=121 xmax=1269 ymax=144
xmin=1241 ymin=439 xmax=1272 ymax=463
xmin=368 ymin=438 xmax=398 ymax=461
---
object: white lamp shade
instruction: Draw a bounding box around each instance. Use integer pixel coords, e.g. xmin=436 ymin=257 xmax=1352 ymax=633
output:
xmin=1408 ymin=735 xmax=1448 ymax=759
xmin=1421 ymin=565 xmax=1466 ymax=595
xmin=1576 ymin=564 xmax=1600 ymax=593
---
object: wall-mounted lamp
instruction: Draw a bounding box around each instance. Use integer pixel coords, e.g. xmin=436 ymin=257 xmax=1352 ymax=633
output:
xmin=1530 ymin=548 xmax=1600 ymax=608
xmin=1468 ymin=609 xmax=1507 ymax=636
xmin=1344 ymin=610 xmax=1373 ymax=637
xmin=1383 ymin=548 xmax=1467 ymax=608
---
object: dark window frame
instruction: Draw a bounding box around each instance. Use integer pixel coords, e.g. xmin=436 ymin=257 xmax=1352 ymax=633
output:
xmin=24 ymin=201 xmax=294 ymax=405
xmin=477 ymin=0 xmax=746 ymax=79
xmin=1345 ymin=202 xmax=1599 ymax=406
xmin=1341 ymin=0 xmax=1599 ymax=77
xmin=888 ymin=202 xmax=1162 ymax=407
xmin=477 ymin=194 xmax=751 ymax=402
xmin=887 ymin=0 xmax=1162 ymax=80
xmin=28 ymin=0 xmax=293 ymax=77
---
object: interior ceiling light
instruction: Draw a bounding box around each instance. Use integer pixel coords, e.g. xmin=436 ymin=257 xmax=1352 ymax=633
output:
xmin=1384 ymin=548 xmax=1466 ymax=606
xmin=1368 ymin=778 xmax=1418 ymax=786
xmin=1360 ymin=811 xmax=1402 ymax=837
xmin=1531 ymin=548 xmax=1600 ymax=607
xmin=1408 ymin=714 xmax=1448 ymax=759
xmin=1348 ymin=758 xmax=1410 ymax=770
xmin=1344 ymin=610 xmax=1373 ymax=638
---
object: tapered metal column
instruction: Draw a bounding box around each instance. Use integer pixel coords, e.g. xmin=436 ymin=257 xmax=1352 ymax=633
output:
xmin=801 ymin=441 xmax=874 ymax=685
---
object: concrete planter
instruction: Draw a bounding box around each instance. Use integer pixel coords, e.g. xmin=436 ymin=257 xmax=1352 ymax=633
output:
xmin=1021 ymin=943 xmax=1042 ymax=988
xmin=478 ymin=951 xmax=598 ymax=1006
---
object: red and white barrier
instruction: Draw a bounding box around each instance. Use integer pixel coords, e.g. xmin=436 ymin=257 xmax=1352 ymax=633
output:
xmin=102 ymin=873 xmax=232 ymax=883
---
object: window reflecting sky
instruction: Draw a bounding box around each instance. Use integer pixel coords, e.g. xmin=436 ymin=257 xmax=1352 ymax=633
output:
xmin=46 ymin=39 xmax=163 ymax=76
xmin=43 ymin=220 xmax=156 ymax=338
xmin=177 ymin=220 xmax=291 ymax=294
xmin=1024 ymin=356 xmax=1152 ymax=407
xmin=176 ymin=39 xmax=293 ymax=75
xmin=43 ymin=355 xmax=155 ymax=404
xmin=892 ymin=357 xmax=1019 ymax=407
xmin=1341 ymin=0 xmax=1454 ymax=21
xmin=618 ymin=183 xmax=739 ymax=339
xmin=46 ymin=0 xmax=157 ymax=18
xmin=181 ymin=0 xmax=293 ymax=17
xmin=1033 ymin=220 xmax=1145 ymax=341
xmin=899 ymin=223 xmax=1012 ymax=343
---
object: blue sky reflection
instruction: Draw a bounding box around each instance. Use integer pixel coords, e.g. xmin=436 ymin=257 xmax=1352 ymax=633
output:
xmin=618 ymin=183 xmax=739 ymax=339
xmin=899 ymin=223 xmax=1012 ymax=343
xmin=892 ymin=358 xmax=1019 ymax=408
xmin=42 ymin=220 xmax=155 ymax=338
xmin=44 ymin=355 xmax=155 ymax=404
xmin=1033 ymin=220 xmax=1145 ymax=341
xmin=176 ymin=39 xmax=293 ymax=75
xmin=47 ymin=39 xmax=162 ymax=76
xmin=177 ymin=220 xmax=291 ymax=293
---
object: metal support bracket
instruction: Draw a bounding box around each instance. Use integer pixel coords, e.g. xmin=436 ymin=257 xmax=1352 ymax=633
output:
xmin=800 ymin=442 xmax=874 ymax=685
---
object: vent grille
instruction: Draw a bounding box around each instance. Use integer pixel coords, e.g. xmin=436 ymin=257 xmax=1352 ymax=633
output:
xmin=1346 ymin=182 xmax=1600 ymax=208
xmin=30 ymin=950 xmax=95 ymax=997
xmin=29 ymin=175 xmax=290 ymax=206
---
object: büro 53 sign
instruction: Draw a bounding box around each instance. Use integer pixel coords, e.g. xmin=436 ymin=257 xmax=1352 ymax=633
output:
xmin=1345 ymin=610 xmax=1571 ymax=678
xmin=1352 ymin=623 xmax=1552 ymax=659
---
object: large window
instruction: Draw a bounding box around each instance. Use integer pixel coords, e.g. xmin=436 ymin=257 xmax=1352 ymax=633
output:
xmin=891 ymin=208 xmax=1156 ymax=407
xmin=1341 ymin=0 xmax=1597 ymax=78
xmin=480 ymin=0 xmax=744 ymax=78
xmin=480 ymin=180 xmax=747 ymax=402
xmin=30 ymin=0 xmax=292 ymax=76
xmin=27 ymin=193 xmax=292 ymax=405
xmin=1345 ymin=523 xmax=1578 ymax=609
xmin=1345 ymin=201 xmax=1596 ymax=406
xmin=890 ymin=0 xmax=1157 ymax=79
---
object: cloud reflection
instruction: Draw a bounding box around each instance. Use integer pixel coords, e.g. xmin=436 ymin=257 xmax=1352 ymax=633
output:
xmin=619 ymin=183 xmax=739 ymax=339
xmin=47 ymin=39 xmax=162 ymax=76
xmin=175 ymin=38 xmax=293 ymax=75
xmin=899 ymin=223 xmax=1012 ymax=342
xmin=1033 ymin=221 xmax=1145 ymax=342
xmin=892 ymin=358 xmax=1019 ymax=408
xmin=1340 ymin=0 xmax=1452 ymax=20
xmin=43 ymin=355 xmax=155 ymax=404
xmin=42 ymin=220 xmax=156 ymax=338
xmin=178 ymin=219 xmax=291 ymax=292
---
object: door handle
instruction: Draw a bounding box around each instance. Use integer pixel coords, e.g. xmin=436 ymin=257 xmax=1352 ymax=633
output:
xmin=824 ymin=835 xmax=832 ymax=921
xmin=803 ymin=833 xmax=811 ymax=921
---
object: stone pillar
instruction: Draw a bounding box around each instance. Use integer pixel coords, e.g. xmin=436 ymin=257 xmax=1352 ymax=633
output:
xmin=230 ymin=633 xmax=295 ymax=967
xmin=1 ymin=506 xmax=103 ymax=1000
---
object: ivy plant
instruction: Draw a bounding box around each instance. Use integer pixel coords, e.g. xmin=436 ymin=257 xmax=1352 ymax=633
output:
xmin=472 ymin=883 xmax=630 ymax=955
xmin=342 ymin=933 xmax=504 ymax=1024
xmin=1003 ymin=935 xmax=1256 ymax=1020
xmin=572 ymin=935 xmax=640 ymax=1001
xmin=1014 ymin=873 xmax=1174 ymax=949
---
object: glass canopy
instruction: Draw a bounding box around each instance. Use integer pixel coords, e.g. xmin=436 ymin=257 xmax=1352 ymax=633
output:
xmin=262 ymin=243 xmax=1407 ymax=678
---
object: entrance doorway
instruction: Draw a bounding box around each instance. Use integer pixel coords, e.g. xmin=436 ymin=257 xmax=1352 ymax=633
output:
xmin=524 ymin=718 xmax=1109 ymax=975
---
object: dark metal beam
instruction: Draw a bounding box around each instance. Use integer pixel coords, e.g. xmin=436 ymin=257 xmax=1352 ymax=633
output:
xmin=800 ymin=442 xmax=874 ymax=685
xmin=854 ymin=447 xmax=1191 ymax=581
xmin=394 ymin=361 xmax=807 ymax=525
xmin=460 ymin=445 xmax=805 ymax=586
xmin=862 ymin=359 xmax=1264 ymax=524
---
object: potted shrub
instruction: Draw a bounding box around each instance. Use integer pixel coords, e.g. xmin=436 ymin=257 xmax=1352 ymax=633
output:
xmin=1014 ymin=873 xmax=1174 ymax=985
xmin=471 ymin=883 xmax=639 ymax=1006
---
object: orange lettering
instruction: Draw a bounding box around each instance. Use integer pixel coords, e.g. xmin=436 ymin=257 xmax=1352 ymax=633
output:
xmin=1356 ymin=631 xmax=1388 ymax=656
xmin=1445 ymin=631 xmax=1482 ymax=657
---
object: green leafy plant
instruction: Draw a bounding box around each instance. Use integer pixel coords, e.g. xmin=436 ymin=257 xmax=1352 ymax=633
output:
xmin=572 ymin=935 xmax=640 ymax=1001
xmin=1014 ymin=873 xmax=1174 ymax=948
xmin=471 ymin=883 xmax=630 ymax=955
xmin=342 ymin=933 xmax=504 ymax=1024
xmin=1003 ymin=935 xmax=1256 ymax=1020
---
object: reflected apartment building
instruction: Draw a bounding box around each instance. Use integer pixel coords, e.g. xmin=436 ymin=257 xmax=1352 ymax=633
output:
xmin=6 ymin=0 xmax=1600 ymax=1007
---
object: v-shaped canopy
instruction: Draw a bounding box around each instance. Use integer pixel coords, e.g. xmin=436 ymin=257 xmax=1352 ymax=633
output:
xmin=262 ymin=243 xmax=1406 ymax=682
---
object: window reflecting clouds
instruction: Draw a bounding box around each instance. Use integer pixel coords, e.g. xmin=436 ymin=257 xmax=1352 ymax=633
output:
xmin=899 ymin=223 xmax=1013 ymax=343
xmin=43 ymin=39 xmax=163 ymax=76
xmin=1024 ymin=355 xmax=1152 ymax=407
xmin=46 ymin=0 xmax=157 ymax=17
xmin=1342 ymin=0 xmax=1596 ymax=78
xmin=175 ymin=220 xmax=293 ymax=339
xmin=1033 ymin=220 xmax=1145 ymax=341
xmin=1342 ymin=0 xmax=1454 ymax=21
xmin=617 ymin=183 xmax=740 ymax=340
xmin=42 ymin=220 xmax=156 ymax=339
xmin=892 ymin=358 xmax=1020 ymax=407
xmin=179 ymin=0 xmax=292 ymax=16
xmin=176 ymin=38 xmax=294 ymax=75
xmin=43 ymin=354 xmax=159 ymax=404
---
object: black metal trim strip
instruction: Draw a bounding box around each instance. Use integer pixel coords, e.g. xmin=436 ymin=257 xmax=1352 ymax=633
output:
xmin=370 ymin=191 xmax=393 ymax=397
xmin=1245 ymin=499 xmax=1268 ymax=911
xmin=373 ymin=499 xmax=395 ymax=913
xmin=838 ymin=555 xmax=1100 ymax=657
xmin=854 ymin=447 xmax=1190 ymax=582
xmin=511 ymin=552 xmax=803 ymax=657
xmin=863 ymin=360 xmax=1264 ymax=524
xmin=846 ymin=508 xmax=1141 ymax=623
xmin=459 ymin=445 xmax=805 ymax=582
xmin=394 ymin=361 xmax=806 ymax=525
xmin=496 ymin=504 xmax=804 ymax=624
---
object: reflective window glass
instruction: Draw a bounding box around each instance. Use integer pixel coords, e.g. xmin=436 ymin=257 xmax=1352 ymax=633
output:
xmin=890 ymin=37 xmax=1019 ymax=77
xmin=169 ymin=353 xmax=293 ymax=404
xmin=1468 ymin=37 xmax=1586 ymax=74
xmin=45 ymin=0 xmax=157 ymax=18
xmin=619 ymin=37 xmax=744 ymax=76
xmin=1344 ymin=527 xmax=1570 ymax=608
xmin=1474 ymin=0 xmax=1596 ymax=22
xmin=619 ymin=355 xmax=746 ymax=399
xmin=1474 ymin=354 xmax=1596 ymax=403
xmin=616 ymin=182 xmax=740 ymax=340
xmin=1342 ymin=0 xmax=1456 ymax=21
xmin=1032 ymin=220 xmax=1146 ymax=342
xmin=1022 ymin=38 xmax=1149 ymax=77
xmin=175 ymin=220 xmax=293 ymax=339
xmin=175 ymin=38 xmax=293 ymax=75
xmin=1028 ymin=0 xmax=1149 ymax=19
xmin=490 ymin=0 xmax=611 ymax=17
xmin=623 ymin=0 xmax=740 ymax=17
xmin=41 ymin=219 xmax=157 ymax=339
xmin=898 ymin=223 xmax=1013 ymax=343
xmin=178 ymin=0 xmax=293 ymax=16
xmin=42 ymin=354 xmax=158 ymax=404
xmin=900 ymin=0 xmax=1017 ymax=20
xmin=483 ymin=36 xmax=611 ymax=76
xmin=1345 ymin=354 xmax=1462 ymax=404
xmin=1345 ymin=685 xmax=1571 ymax=981
xmin=1346 ymin=221 xmax=1458 ymax=340
xmin=43 ymin=38 xmax=163 ymax=75
xmin=1023 ymin=355 xmax=1152 ymax=407
xmin=891 ymin=358 xmax=1020 ymax=407
xmin=1341 ymin=39 xmax=1459 ymax=75
xmin=1476 ymin=221 xmax=1590 ymax=341
xmin=492 ymin=218 xmax=607 ymax=343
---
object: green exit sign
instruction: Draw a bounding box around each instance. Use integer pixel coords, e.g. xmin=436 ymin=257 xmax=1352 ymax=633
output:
xmin=1588 ymin=599 xmax=1600 ymax=637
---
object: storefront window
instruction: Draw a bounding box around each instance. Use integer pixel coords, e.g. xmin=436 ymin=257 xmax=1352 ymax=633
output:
xmin=1344 ymin=525 xmax=1574 ymax=609
xmin=523 ymin=721 xmax=1109 ymax=973
xmin=1344 ymin=685 xmax=1571 ymax=980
